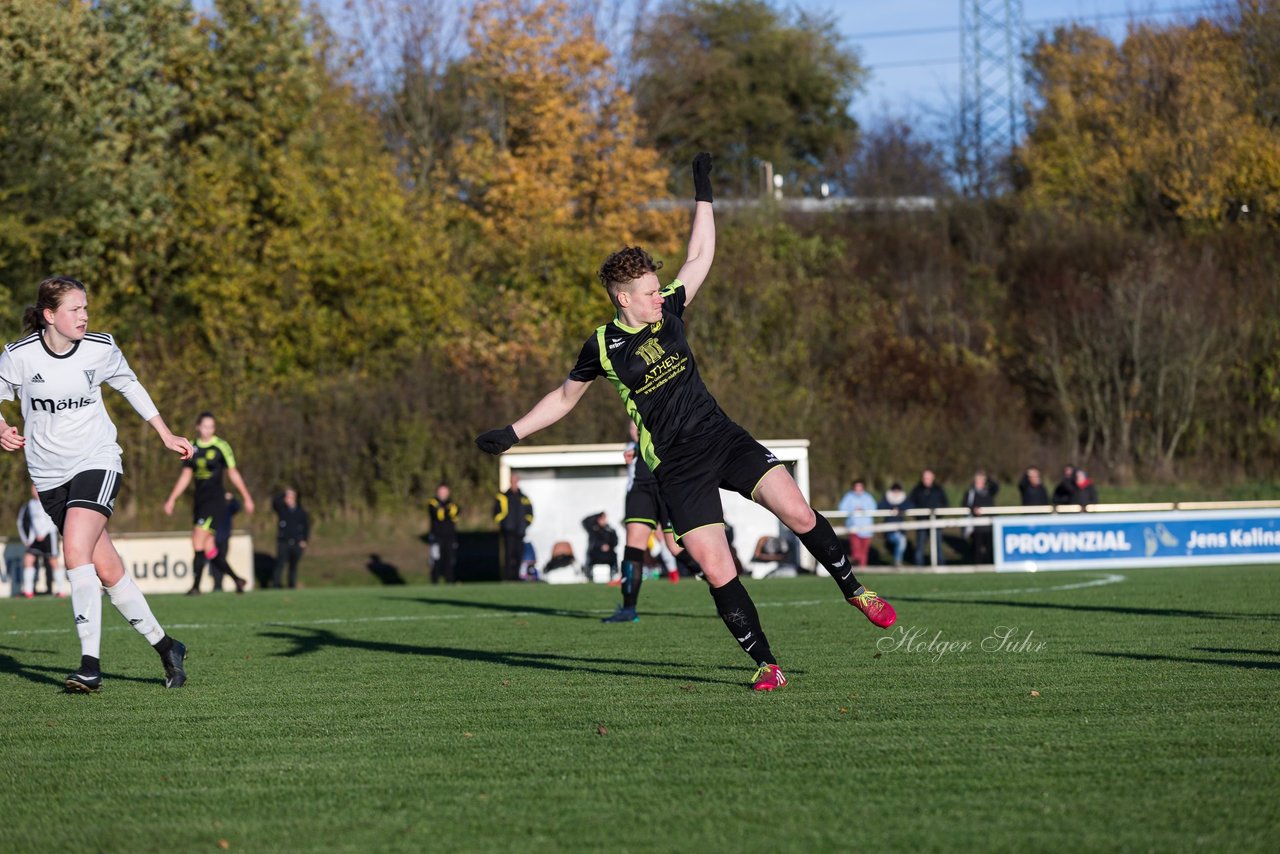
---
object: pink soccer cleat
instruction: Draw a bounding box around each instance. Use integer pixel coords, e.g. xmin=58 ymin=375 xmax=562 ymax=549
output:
xmin=750 ymin=663 xmax=788 ymax=692
xmin=849 ymin=589 xmax=897 ymax=628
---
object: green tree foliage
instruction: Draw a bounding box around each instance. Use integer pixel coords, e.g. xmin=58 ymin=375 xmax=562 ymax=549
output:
xmin=631 ymin=0 xmax=864 ymax=197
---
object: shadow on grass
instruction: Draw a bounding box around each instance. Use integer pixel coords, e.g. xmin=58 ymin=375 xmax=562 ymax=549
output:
xmin=385 ymin=596 xmax=713 ymax=622
xmin=895 ymin=596 xmax=1280 ymax=622
xmin=1089 ymin=650 xmax=1280 ymax=671
xmin=1191 ymin=647 xmax=1280 ymax=657
xmin=259 ymin=625 xmax=754 ymax=686
xmin=0 ymin=652 xmax=163 ymax=688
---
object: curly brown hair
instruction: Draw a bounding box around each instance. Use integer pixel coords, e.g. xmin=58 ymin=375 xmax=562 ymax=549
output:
xmin=598 ymin=246 xmax=662 ymax=303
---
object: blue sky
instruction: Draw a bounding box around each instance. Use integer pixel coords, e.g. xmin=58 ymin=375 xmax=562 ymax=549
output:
xmin=806 ymin=1 xmax=1230 ymax=125
xmin=191 ymin=0 xmax=1229 ymax=127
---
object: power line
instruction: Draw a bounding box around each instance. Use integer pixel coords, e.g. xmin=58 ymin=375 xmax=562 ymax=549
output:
xmin=846 ymin=4 xmax=1232 ymax=41
xmin=868 ymin=57 xmax=961 ymax=70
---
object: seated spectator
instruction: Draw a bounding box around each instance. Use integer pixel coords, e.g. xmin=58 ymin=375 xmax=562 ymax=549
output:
xmin=1017 ymin=466 xmax=1050 ymax=506
xmin=962 ymin=470 xmax=999 ymax=564
xmin=1052 ymin=464 xmax=1077 ymax=506
xmin=582 ymin=512 xmax=619 ymax=574
xmin=877 ymin=482 xmax=910 ymax=567
xmin=1074 ymin=469 xmax=1099 ymax=508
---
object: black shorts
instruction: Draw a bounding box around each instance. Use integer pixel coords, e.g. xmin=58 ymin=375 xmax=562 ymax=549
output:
xmin=624 ymin=479 xmax=674 ymax=532
xmin=654 ymin=422 xmax=784 ymax=540
xmin=26 ymin=536 xmax=56 ymax=558
xmin=193 ymin=495 xmax=227 ymax=531
xmin=38 ymin=469 xmax=122 ymax=533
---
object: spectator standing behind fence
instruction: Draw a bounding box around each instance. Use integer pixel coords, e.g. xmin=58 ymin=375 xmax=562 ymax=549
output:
xmin=1074 ymin=469 xmax=1099 ymax=508
xmin=962 ymin=471 xmax=1000 ymax=564
xmin=1018 ymin=466 xmax=1050 ymax=506
xmin=272 ymin=488 xmax=309 ymax=589
xmin=582 ymin=511 xmax=619 ymax=576
xmin=877 ymin=482 xmax=910 ymax=567
xmin=837 ymin=479 xmax=877 ymax=567
xmin=427 ymin=483 xmax=459 ymax=584
xmin=1052 ymin=464 xmax=1077 ymax=506
xmin=908 ymin=469 xmax=949 ymax=565
xmin=494 ymin=473 xmax=533 ymax=582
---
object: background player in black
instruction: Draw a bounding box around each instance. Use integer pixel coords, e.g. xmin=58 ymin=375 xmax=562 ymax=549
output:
xmin=209 ymin=490 xmax=246 ymax=592
xmin=427 ymin=482 xmax=459 ymax=584
xmin=603 ymin=422 xmax=701 ymax=623
xmin=163 ymin=411 xmax=255 ymax=594
xmin=477 ymin=154 xmax=896 ymax=690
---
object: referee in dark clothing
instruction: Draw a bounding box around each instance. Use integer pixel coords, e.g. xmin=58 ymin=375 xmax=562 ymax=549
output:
xmin=427 ymin=482 xmax=460 ymax=584
xmin=493 ymin=473 xmax=533 ymax=581
xmin=272 ymin=487 xmax=310 ymax=589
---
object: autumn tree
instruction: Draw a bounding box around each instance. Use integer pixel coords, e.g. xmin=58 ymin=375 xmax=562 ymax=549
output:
xmin=1018 ymin=16 xmax=1280 ymax=227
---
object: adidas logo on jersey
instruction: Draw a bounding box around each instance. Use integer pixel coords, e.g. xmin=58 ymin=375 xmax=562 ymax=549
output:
xmin=128 ymin=618 xmax=142 ymax=626
xmin=30 ymin=373 xmax=44 ymax=383
xmin=75 ymin=614 xmax=89 ymax=625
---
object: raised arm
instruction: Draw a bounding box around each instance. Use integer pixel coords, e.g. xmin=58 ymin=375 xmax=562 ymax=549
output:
xmin=675 ymin=153 xmax=716 ymax=305
xmin=475 ymin=378 xmax=592 ymax=455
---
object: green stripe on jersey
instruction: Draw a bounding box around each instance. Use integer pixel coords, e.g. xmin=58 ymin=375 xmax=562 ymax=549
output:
xmin=595 ymin=325 xmax=661 ymax=471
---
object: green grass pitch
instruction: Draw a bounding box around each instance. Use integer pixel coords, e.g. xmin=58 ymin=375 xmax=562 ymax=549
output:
xmin=1 ymin=566 xmax=1277 ymax=852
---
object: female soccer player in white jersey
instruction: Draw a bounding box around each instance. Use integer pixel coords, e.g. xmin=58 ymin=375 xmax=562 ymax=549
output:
xmin=0 ymin=277 xmax=194 ymax=692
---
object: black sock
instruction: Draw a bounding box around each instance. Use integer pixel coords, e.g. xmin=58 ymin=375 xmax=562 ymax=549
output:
xmin=620 ymin=546 xmax=645 ymax=609
xmin=213 ymin=554 xmax=241 ymax=583
xmin=153 ymin=635 xmax=173 ymax=656
xmin=709 ymin=577 xmax=776 ymax=665
xmin=80 ymin=654 xmax=100 ymax=675
xmin=191 ymin=553 xmax=207 ymax=589
xmin=798 ymin=514 xmax=860 ymax=598
xmin=675 ymin=550 xmax=702 ymax=576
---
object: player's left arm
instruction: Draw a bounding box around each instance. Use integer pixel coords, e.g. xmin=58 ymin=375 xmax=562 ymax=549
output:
xmin=147 ymin=415 xmax=193 ymax=461
xmin=675 ymin=153 xmax=715 ymax=306
xmin=226 ymin=466 xmax=255 ymax=515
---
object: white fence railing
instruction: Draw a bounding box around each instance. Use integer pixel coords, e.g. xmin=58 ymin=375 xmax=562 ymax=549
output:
xmin=822 ymin=500 xmax=1280 ymax=568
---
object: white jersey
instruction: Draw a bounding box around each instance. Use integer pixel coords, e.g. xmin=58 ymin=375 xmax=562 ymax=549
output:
xmin=0 ymin=331 xmax=159 ymax=491
xmin=17 ymin=497 xmax=58 ymax=547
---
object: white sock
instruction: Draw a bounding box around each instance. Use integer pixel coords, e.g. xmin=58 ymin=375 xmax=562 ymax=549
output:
xmin=54 ymin=567 xmax=68 ymax=595
xmin=21 ymin=565 xmax=36 ymax=595
xmin=105 ymin=573 xmax=166 ymax=645
xmin=67 ymin=565 xmax=103 ymax=659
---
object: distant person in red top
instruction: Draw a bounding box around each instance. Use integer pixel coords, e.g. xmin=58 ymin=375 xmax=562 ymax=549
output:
xmin=1074 ymin=469 xmax=1099 ymax=508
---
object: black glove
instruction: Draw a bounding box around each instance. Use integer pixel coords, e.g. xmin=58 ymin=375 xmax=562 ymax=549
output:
xmin=475 ymin=425 xmax=520 ymax=455
xmin=692 ymin=152 xmax=713 ymax=203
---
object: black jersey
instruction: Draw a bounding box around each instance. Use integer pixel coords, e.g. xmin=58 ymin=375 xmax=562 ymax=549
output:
xmin=184 ymin=436 xmax=237 ymax=505
xmin=569 ymin=281 xmax=729 ymax=471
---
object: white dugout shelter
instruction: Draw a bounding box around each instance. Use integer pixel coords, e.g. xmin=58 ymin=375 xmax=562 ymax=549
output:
xmin=499 ymin=440 xmax=813 ymax=576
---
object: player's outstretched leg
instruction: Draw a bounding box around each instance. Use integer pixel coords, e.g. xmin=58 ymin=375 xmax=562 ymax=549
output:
xmin=104 ymin=573 xmax=187 ymax=688
xmin=796 ymin=512 xmax=896 ymax=628
xmin=754 ymin=468 xmax=896 ymax=629
xmin=603 ymin=546 xmax=645 ymax=623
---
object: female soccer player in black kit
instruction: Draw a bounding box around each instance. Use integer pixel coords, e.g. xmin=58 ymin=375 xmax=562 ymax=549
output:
xmin=0 ymin=277 xmax=192 ymax=691
xmin=478 ymin=155 xmax=896 ymax=690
